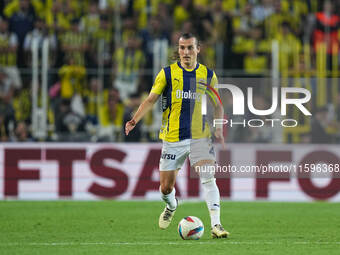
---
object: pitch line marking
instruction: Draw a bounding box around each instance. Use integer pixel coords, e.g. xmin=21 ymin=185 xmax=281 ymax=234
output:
xmin=1 ymin=241 xmax=340 ymax=246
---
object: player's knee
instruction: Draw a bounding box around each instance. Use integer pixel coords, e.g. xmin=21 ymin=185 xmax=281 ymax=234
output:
xmin=160 ymin=184 xmax=174 ymax=195
xmin=196 ymin=163 xmax=216 ymax=184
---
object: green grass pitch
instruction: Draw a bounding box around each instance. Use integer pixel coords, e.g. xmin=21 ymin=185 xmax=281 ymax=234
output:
xmin=0 ymin=201 xmax=339 ymax=255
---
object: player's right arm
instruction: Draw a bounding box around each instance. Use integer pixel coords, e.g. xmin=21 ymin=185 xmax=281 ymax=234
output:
xmin=125 ymin=92 xmax=160 ymax=135
xmin=125 ymin=69 xmax=167 ymax=136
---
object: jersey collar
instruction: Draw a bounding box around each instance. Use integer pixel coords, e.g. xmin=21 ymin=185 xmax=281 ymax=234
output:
xmin=177 ymin=61 xmax=199 ymax=72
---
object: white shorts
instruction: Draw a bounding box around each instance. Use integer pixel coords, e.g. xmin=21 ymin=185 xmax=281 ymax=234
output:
xmin=159 ymin=138 xmax=216 ymax=171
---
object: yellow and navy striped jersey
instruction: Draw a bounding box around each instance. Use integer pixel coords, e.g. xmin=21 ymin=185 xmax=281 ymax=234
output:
xmin=151 ymin=62 xmax=218 ymax=142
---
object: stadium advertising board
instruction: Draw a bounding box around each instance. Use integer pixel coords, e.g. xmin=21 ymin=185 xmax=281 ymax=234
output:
xmin=0 ymin=143 xmax=339 ymax=201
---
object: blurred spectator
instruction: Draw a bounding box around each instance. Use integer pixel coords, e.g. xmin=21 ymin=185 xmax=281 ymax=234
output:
xmin=312 ymin=0 xmax=339 ymax=56
xmin=276 ymin=22 xmax=301 ymax=72
xmin=191 ymin=2 xmax=217 ymax=70
xmin=193 ymin=0 xmax=210 ymax=12
xmin=167 ymin=30 xmax=181 ymax=64
xmin=113 ymin=33 xmax=145 ymax=100
xmin=244 ymin=50 xmax=267 ymax=75
xmin=0 ymin=67 xmax=14 ymax=104
xmin=232 ymin=3 xmax=256 ymax=69
xmin=140 ymin=15 xmax=169 ymax=66
xmin=233 ymin=3 xmax=256 ymax=37
xmin=58 ymin=56 xmax=86 ymax=99
xmin=310 ymin=106 xmax=334 ymax=143
xmin=243 ymin=26 xmax=269 ymax=74
xmin=0 ymin=17 xmax=21 ymax=89
xmin=211 ymin=0 xmax=233 ymax=69
xmin=133 ymin=0 xmax=167 ymax=30
xmin=173 ymin=0 xmax=192 ymax=30
xmin=12 ymin=120 xmax=32 ymax=141
xmin=157 ymin=2 xmax=173 ymax=35
xmin=45 ymin=0 xmax=71 ymax=34
xmin=252 ymin=0 xmax=274 ymax=23
xmin=83 ymin=77 xmax=105 ymax=125
xmin=67 ymin=0 xmax=85 ymax=18
xmin=55 ymin=98 xmax=87 ymax=141
xmin=191 ymin=1 xmax=213 ymax=41
xmin=87 ymin=15 xmax=112 ymax=71
xmin=60 ymin=18 xmax=89 ymax=66
xmin=121 ymin=17 xmax=137 ymax=42
xmin=222 ymin=0 xmax=248 ymax=16
xmin=8 ymin=0 xmax=35 ymax=67
xmin=264 ymin=0 xmax=296 ymax=39
xmin=80 ymin=0 xmax=100 ymax=36
xmin=0 ymin=69 xmax=15 ymax=141
xmin=0 ymin=104 xmax=10 ymax=141
xmin=99 ymin=0 xmax=130 ymax=17
xmin=140 ymin=15 xmax=169 ymax=91
xmin=12 ymin=80 xmax=30 ymax=123
xmin=3 ymin=0 xmax=42 ymax=19
xmin=181 ymin=20 xmax=194 ymax=34
xmin=233 ymin=25 xmax=269 ymax=72
xmin=280 ymin=0 xmax=308 ymax=37
xmin=98 ymin=87 xmax=124 ymax=142
xmin=23 ymin=17 xmax=57 ymax=67
xmin=199 ymin=41 xmax=216 ymax=69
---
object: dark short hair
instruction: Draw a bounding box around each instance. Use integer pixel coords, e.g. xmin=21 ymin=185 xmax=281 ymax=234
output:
xmin=179 ymin=32 xmax=200 ymax=47
xmin=171 ymin=32 xmax=200 ymax=61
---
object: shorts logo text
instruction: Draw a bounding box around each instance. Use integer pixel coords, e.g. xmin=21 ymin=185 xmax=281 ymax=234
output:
xmin=161 ymin=153 xmax=176 ymax=160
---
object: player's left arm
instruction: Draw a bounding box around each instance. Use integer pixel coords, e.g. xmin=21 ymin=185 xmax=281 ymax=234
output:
xmin=211 ymin=72 xmax=225 ymax=148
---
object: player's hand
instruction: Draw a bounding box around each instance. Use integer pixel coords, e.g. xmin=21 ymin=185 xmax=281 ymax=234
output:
xmin=125 ymin=119 xmax=136 ymax=136
xmin=214 ymin=127 xmax=225 ymax=149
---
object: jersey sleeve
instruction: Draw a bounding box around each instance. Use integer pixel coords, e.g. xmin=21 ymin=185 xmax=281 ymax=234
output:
xmin=150 ymin=69 xmax=167 ymax=95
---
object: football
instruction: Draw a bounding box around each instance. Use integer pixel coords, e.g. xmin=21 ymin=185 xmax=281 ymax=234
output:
xmin=178 ymin=216 xmax=204 ymax=240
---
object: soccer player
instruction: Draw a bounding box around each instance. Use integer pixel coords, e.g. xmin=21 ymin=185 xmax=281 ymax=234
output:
xmin=125 ymin=33 xmax=229 ymax=238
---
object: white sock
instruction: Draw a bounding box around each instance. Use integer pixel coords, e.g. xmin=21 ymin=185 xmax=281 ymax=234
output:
xmin=201 ymin=179 xmax=221 ymax=227
xmin=160 ymin=187 xmax=177 ymax=210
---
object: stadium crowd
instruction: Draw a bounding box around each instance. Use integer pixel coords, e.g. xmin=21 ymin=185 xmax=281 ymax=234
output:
xmin=0 ymin=0 xmax=339 ymax=143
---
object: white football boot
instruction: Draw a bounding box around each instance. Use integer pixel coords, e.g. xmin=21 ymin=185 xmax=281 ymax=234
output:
xmin=211 ymin=224 xmax=230 ymax=238
xmin=159 ymin=198 xmax=178 ymax=229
